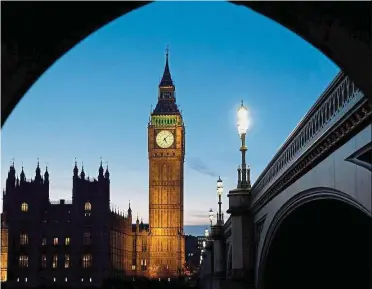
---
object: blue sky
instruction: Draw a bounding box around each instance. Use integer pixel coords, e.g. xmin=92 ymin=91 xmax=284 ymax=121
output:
xmin=1 ymin=2 xmax=339 ymax=227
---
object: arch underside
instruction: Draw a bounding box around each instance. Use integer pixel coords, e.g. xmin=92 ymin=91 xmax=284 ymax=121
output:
xmin=2 ymin=2 xmax=371 ymax=126
xmin=259 ymin=193 xmax=371 ymax=289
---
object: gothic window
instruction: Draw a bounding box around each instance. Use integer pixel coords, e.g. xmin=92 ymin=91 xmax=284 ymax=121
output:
xmin=20 ymin=233 xmax=28 ymax=245
xmin=19 ymin=255 xmax=28 ymax=267
xmin=82 ymin=254 xmax=92 ymax=268
xmin=64 ymin=254 xmax=70 ymax=268
xmin=83 ymin=232 xmax=91 ymax=245
xmin=141 ymin=259 xmax=147 ymax=271
xmin=52 ymin=255 xmax=58 ymax=268
xmin=84 ymin=202 xmax=91 ymax=216
xmin=41 ymin=255 xmax=46 ymax=268
xmin=42 ymin=237 xmax=46 ymax=246
xmin=65 ymin=237 xmax=70 ymax=245
xmin=21 ymin=202 xmax=28 ymax=212
xmin=53 ymin=237 xmax=58 ymax=245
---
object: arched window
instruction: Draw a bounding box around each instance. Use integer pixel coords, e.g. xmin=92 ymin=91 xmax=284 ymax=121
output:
xmin=84 ymin=202 xmax=91 ymax=216
xmin=82 ymin=254 xmax=92 ymax=268
xmin=21 ymin=202 xmax=28 ymax=212
xmin=20 ymin=233 xmax=28 ymax=245
xmin=84 ymin=202 xmax=91 ymax=211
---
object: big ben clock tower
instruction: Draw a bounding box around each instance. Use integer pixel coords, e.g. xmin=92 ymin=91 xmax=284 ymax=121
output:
xmin=148 ymin=48 xmax=185 ymax=279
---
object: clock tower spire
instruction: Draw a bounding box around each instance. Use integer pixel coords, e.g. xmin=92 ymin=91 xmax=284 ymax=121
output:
xmin=148 ymin=48 xmax=185 ymax=279
xmin=152 ymin=47 xmax=180 ymax=116
xmin=159 ymin=45 xmax=173 ymax=88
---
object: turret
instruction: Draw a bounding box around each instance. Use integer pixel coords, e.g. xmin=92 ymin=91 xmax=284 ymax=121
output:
xmin=128 ymin=199 xmax=132 ymax=220
xmin=35 ymin=159 xmax=42 ymax=183
xmin=44 ymin=166 xmax=49 ymax=183
xmin=73 ymin=159 xmax=79 ymax=179
xmin=20 ymin=165 xmax=25 ymax=183
xmin=6 ymin=161 xmax=16 ymax=190
xmin=140 ymin=218 xmax=144 ymax=231
xmin=80 ymin=164 xmax=85 ymax=180
xmin=98 ymin=159 xmax=104 ymax=181
xmin=136 ymin=214 xmax=140 ymax=233
xmin=104 ymin=165 xmax=110 ymax=180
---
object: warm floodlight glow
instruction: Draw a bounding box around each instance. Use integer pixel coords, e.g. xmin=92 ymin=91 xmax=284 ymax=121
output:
xmin=217 ymin=176 xmax=223 ymax=196
xmin=237 ymin=101 xmax=249 ymax=136
xmin=209 ymin=209 xmax=214 ymax=222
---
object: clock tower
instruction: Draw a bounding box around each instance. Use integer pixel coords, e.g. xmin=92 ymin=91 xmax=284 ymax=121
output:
xmin=148 ymin=49 xmax=185 ymax=278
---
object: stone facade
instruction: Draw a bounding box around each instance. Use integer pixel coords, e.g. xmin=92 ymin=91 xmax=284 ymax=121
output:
xmin=147 ymin=50 xmax=185 ymax=279
xmin=1 ymin=162 xmax=150 ymax=288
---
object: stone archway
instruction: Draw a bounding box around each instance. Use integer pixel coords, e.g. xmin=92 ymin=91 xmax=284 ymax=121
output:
xmin=257 ymin=189 xmax=371 ymax=289
xmin=2 ymin=2 xmax=371 ymax=126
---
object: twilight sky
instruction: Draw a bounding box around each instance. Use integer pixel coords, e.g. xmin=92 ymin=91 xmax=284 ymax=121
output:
xmin=1 ymin=2 xmax=339 ymax=226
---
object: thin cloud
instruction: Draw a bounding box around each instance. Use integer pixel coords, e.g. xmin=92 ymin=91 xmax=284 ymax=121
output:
xmin=187 ymin=157 xmax=218 ymax=177
xmin=188 ymin=210 xmax=212 ymax=221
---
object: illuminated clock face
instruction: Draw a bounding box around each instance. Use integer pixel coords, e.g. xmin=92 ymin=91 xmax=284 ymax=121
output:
xmin=156 ymin=130 xmax=174 ymax=148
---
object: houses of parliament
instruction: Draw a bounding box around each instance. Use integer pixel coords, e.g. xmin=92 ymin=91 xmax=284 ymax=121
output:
xmin=0 ymin=50 xmax=186 ymax=288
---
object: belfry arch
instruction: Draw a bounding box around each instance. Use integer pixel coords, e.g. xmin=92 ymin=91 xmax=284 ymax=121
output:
xmin=2 ymin=2 xmax=371 ymax=126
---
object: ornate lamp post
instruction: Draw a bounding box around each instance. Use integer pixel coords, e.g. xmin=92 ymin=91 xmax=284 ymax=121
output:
xmin=226 ymin=100 xmax=255 ymax=288
xmin=216 ymin=177 xmax=224 ymax=225
xmin=237 ymin=101 xmax=251 ymax=189
xmin=204 ymin=227 xmax=209 ymax=238
xmin=209 ymin=208 xmax=214 ymax=228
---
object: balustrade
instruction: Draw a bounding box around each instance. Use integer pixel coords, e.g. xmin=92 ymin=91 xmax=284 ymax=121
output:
xmin=252 ymin=72 xmax=364 ymax=198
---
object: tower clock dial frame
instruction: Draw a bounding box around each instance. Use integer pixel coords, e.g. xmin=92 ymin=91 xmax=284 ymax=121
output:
xmin=155 ymin=130 xmax=175 ymax=149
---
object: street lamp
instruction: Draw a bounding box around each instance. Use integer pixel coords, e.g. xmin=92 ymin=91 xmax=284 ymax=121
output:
xmin=208 ymin=209 xmax=214 ymax=228
xmin=237 ymin=101 xmax=251 ymax=189
xmin=217 ymin=177 xmax=224 ymax=225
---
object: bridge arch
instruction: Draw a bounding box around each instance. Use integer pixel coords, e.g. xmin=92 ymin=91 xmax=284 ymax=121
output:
xmin=257 ymin=187 xmax=371 ymax=289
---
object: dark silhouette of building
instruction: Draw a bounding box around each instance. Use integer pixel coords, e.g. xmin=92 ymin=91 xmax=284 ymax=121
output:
xmin=1 ymin=161 xmax=149 ymax=288
xmin=184 ymin=235 xmax=200 ymax=275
